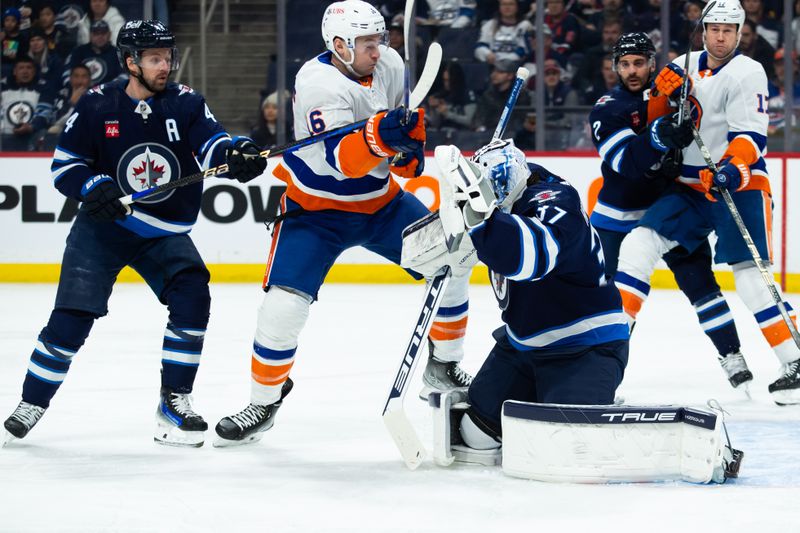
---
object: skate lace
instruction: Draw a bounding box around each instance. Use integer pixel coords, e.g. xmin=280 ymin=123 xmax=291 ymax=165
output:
xmin=720 ymin=353 xmax=748 ymax=375
xmin=779 ymin=360 xmax=800 ymax=380
xmin=12 ymin=402 xmax=45 ymax=426
xmin=228 ymin=404 xmax=268 ymax=430
xmin=168 ymin=393 xmax=200 ymax=418
xmin=451 ymin=364 xmax=473 ymax=386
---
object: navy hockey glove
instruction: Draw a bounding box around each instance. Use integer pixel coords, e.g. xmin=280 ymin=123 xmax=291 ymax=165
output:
xmin=365 ymin=108 xmax=425 ymax=156
xmin=81 ymin=175 xmax=128 ymax=222
xmin=699 ymin=156 xmax=751 ymax=201
xmin=390 ymin=146 xmax=425 ymax=178
xmin=649 ymin=115 xmax=693 ymax=152
xmin=226 ymin=137 xmax=267 ymax=183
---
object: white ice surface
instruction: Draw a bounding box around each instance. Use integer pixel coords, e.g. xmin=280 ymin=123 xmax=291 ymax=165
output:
xmin=1 ymin=283 xmax=799 ymax=533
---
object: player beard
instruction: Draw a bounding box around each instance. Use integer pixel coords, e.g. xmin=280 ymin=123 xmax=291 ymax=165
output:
xmin=622 ymin=74 xmax=645 ymax=92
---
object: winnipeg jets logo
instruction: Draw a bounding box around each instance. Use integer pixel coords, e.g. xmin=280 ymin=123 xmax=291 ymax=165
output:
xmin=595 ymin=95 xmax=614 ymax=106
xmin=83 ymin=57 xmax=109 ymax=84
xmin=6 ymin=101 xmax=33 ymax=127
xmin=532 ymin=190 xmax=560 ymax=203
xmin=117 ymin=143 xmax=181 ymax=204
xmin=490 ymin=270 xmax=509 ymax=310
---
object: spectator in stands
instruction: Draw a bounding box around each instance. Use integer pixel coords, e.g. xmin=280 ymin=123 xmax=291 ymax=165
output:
xmin=522 ymin=24 xmax=567 ymax=77
xmin=27 ymin=28 xmax=64 ymax=93
xmin=2 ymin=8 xmax=29 ymax=78
xmin=76 ymin=0 xmax=125 ymax=46
xmin=426 ymin=0 xmax=476 ymax=28
xmin=249 ymin=90 xmax=292 ymax=149
xmin=512 ymin=111 xmax=536 ymax=150
xmin=767 ymin=48 xmax=800 ymax=134
xmin=63 ymin=20 xmax=122 ymax=86
xmin=475 ymin=0 xmax=533 ymax=65
xmin=574 ymin=18 xmax=621 ymax=91
xmin=47 ymin=64 xmax=90 ymax=137
xmin=473 ymin=58 xmax=532 ymax=132
xmin=1 ymin=57 xmax=54 ymax=151
xmin=740 ymin=19 xmax=776 ymax=81
xmin=587 ymin=0 xmax=635 ymax=31
xmin=673 ymin=0 xmax=703 ymax=50
xmin=794 ymin=0 xmax=800 ymax=57
xmin=541 ymin=58 xmax=578 ymax=122
xmin=388 ymin=20 xmax=404 ymax=54
xmin=580 ymin=53 xmax=616 ymax=105
xmin=34 ymin=3 xmax=75 ymax=60
xmin=544 ymin=0 xmax=581 ymax=56
xmin=425 ymin=60 xmax=477 ymax=129
xmin=742 ymin=0 xmax=781 ymax=49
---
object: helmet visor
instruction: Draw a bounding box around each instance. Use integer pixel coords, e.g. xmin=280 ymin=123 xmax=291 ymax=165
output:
xmin=129 ymin=47 xmax=180 ymax=72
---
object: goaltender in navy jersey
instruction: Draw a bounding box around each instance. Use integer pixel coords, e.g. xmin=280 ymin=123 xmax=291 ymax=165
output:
xmin=588 ymin=86 xmax=669 ymax=233
xmin=52 ymin=79 xmax=229 ymax=237
xmin=469 ymin=164 xmax=629 ymax=350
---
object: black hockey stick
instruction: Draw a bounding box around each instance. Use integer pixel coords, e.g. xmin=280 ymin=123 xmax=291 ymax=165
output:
xmin=677 ymin=1 xmax=715 ymax=124
xmin=690 ymin=127 xmax=800 ymax=350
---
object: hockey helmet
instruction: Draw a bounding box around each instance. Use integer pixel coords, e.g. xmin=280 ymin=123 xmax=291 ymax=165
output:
xmin=321 ymin=1 xmax=387 ymax=54
xmin=470 ymin=139 xmax=530 ymax=212
xmin=117 ymin=20 xmax=179 ymax=72
xmin=702 ymin=0 xmax=745 ymax=48
xmin=611 ymin=32 xmax=656 ymax=71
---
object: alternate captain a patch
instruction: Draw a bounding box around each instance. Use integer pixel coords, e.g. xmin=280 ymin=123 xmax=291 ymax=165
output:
xmin=116 ymin=143 xmax=182 ymax=204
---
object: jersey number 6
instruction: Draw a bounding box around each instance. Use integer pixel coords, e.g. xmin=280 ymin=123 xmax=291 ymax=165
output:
xmin=309 ymin=110 xmax=326 ymax=134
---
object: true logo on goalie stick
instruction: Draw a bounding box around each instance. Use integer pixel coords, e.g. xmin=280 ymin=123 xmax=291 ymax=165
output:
xmin=600 ymin=412 xmax=677 ymax=423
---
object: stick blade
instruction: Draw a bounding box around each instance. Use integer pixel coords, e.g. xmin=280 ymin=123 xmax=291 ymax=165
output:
xmin=383 ymin=409 xmax=427 ymax=470
xmin=409 ymin=42 xmax=442 ymax=109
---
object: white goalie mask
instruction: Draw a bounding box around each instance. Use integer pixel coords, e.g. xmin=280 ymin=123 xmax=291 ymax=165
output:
xmin=470 ymin=139 xmax=530 ymax=213
xmin=702 ymin=1 xmax=745 ymax=53
xmin=322 ymin=1 xmax=387 ymax=70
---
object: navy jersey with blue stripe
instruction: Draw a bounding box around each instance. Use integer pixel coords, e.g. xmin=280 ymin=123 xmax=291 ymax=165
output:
xmin=468 ymin=164 xmax=629 ymax=351
xmin=587 ymin=85 xmax=669 ymax=233
xmin=51 ymin=79 xmax=230 ymax=238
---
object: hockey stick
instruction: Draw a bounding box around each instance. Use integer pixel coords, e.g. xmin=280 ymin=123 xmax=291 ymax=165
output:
xmin=120 ymin=43 xmax=443 ymax=206
xmin=493 ymin=67 xmax=530 ymax=140
xmin=690 ymin=127 xmax=800 ymax=350
xmin=383 ymin=262 xmax=452 ymax=470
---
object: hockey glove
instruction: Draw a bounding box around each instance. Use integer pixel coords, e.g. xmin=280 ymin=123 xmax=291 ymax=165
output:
xmin=81 ymin=175 xmax=128 ymax=222
xmin=390 ymin=146 xmax=425 ymax=179
xmin=364 ymin=108 xmax=425 ymax=157
xmin=226 ymin=137 xmax=267 ymax=183
xmin=699 ymin=156 xmax=751 ymax=201
xmin=649 ymin=115 xmax=693 ymax=152
xmin=654 ymin=64 xmax=691 ymax=99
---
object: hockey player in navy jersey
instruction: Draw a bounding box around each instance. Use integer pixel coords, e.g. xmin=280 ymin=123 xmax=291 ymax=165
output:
xmin=589 ymin=32 xmax=752 ymax=391
xmin=2 ymin=20 xmax=267 ymax=447
xmin=419 ymin=140 xmax=630 ymax=454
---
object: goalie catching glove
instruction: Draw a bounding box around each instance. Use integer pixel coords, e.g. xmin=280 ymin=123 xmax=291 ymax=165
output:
xmin=226 ymin=136 xmax=267 ymax=183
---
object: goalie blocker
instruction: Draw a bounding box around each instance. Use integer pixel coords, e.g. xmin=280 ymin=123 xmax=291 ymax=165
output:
xmin=431 ymin=392 xmax=743 ymax=484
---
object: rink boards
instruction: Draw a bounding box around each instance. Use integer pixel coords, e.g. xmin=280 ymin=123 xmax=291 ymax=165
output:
xmin=0 ymin=152 xmax=797 ymax=291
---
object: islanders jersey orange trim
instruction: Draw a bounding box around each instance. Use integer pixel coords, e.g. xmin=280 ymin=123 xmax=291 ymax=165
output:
xmin=684 ymin=174 xmax=771 ymax=195
xmin=251 ymin=359 xmax=294 ymax=386
xmin=338 ymin=130 xmax=384 ymax=177
xmin=273 ymin=163 xmax=402 ymax=214
xmin=724 ymin=136 xmax=759 ymax=166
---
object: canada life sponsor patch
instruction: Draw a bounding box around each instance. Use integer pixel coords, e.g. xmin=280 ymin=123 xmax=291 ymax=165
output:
xmin=104 ymin=120 xmax=120 ymax=138
xmin=116 ymin=143 xmax=181 ymax=204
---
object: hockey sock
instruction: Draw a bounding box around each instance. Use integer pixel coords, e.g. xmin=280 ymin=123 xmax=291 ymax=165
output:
xmin=615 ymin=227 xmax=676 ymax=321
xmin=693 ymin=293 xmax=741 ymax=356
xmin=161 ymin=323 xmax=205 ymax=393
xmin=429 ymin=274 xmax=469 ymax=362
xmin=22 ymin=309 xmax=95 ymax=408
xmin=734 ymin=262 xmax=800 ymax=364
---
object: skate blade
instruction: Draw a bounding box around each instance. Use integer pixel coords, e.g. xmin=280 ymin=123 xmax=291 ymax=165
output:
xmin=770 ymin=388 xmax=800 ymax=406
xmin=212 ymin=433 xmax=265 ymax=448
xmin=452 ymin=444 xmax=501 ymax=466
xmin=2 ymin=430 xmax=16 ymax=448
xmin=154 ymin=421 xmax=205 ymax=448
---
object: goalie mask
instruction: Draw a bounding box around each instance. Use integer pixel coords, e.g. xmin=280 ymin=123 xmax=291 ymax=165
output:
xmin=471 ymin=139 xmax=530 ymax=212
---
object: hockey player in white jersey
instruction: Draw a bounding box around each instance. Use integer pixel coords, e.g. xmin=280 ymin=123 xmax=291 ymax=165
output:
xmin=614 ymin=0 xmax=800 ymax=404
xmin=214 ymin=0 xmax=474 ymax=446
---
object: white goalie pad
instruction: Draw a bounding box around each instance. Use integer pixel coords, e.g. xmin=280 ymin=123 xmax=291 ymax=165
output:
xmin=430 ymin=391 xmax=502 ymax=467
xmin=501 ymin=401 xmax=743 ymax=484
xmin=400 ymin=212 xmax=479 ymax=279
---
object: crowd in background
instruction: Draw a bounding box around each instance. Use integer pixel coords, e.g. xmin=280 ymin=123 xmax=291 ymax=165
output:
xmin=2 ymin=0 xmax=799 ymax=152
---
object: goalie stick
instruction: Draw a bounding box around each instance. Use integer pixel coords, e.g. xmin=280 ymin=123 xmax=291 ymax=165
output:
xmin=382 ymin=67 xmax=528 ymax=470
xmin=690 ymin=127 xmax=800 ymax=350
xmin=120 ymin=42 xmax=443 ymax=206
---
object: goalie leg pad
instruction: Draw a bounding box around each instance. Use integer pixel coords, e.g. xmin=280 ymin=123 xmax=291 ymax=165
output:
xmin=501 ymin=401 xmax=741 ymax=484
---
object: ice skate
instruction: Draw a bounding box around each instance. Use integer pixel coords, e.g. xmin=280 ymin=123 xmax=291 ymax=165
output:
xmin=154 ymin=387 xmax=208 ymax=448
xmin=214 ymin=378 xmax=293 ymax=447
xmin=768 ymin=359 xmax=800 ymax=406
xmin=418 ymin=354 xmax=473 ymax=401
xmin=718 ymin=352 xmax=753 ymax=395
xmin=3 ymin=401 xmax=47 ymax=444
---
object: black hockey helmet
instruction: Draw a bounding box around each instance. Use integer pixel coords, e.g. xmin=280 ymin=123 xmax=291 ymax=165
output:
xmin=117 ymin=20 xmax=179 ymax=72
xmin=611 ymin=32 xmax=656 ymax=71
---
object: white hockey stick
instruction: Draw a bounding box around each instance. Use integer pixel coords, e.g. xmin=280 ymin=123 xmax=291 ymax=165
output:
xmin=383 ymin=263 xmax=451 ymax=470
